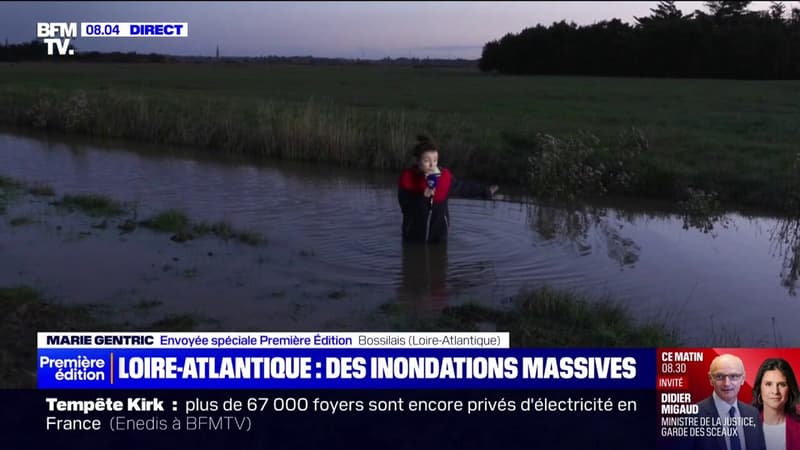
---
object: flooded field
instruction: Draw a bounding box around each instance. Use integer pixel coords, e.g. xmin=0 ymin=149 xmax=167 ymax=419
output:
xmin=2 ymin=131 xmax=798 ymax=345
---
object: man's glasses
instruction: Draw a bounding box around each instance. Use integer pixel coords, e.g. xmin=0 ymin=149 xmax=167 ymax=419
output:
xmin=711 ymin=373 xmax=743 ymax=382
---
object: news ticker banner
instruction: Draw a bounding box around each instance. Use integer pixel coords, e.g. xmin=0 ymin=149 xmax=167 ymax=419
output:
xmin=36 ymin=22 xmax=188 ymax=55
xmin=4 ymin=389 xmax=655 ymax=450
xmin=30 ymin=334 xmax=800 ymax=449
xmin=37 ymin=332 xmax=649 ymax=389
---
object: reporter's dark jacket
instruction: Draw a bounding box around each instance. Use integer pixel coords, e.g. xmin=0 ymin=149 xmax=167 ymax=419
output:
xmin=397 ymin=167 xmax=491 ymax=243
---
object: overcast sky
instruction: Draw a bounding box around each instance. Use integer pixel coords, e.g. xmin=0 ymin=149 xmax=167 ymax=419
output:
xmin=1 ymin=2 xmax=796 ymax=59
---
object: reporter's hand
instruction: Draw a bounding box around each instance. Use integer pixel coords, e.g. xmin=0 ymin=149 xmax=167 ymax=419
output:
xmin=488 ymin=185 xmax=499 ymax=198
xmin=424 ymin=188 xmax=435 ymax=198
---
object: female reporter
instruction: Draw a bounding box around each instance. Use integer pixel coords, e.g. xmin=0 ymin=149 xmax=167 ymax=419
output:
xmin=751 ymin=358 xmax=800 ymax=450
xmin=397 ymin=135 xmax=498 ymax=243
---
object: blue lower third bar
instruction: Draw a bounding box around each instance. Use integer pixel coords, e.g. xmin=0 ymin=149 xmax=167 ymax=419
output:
xmin=36 ymin=349 xmax=656 ymax=389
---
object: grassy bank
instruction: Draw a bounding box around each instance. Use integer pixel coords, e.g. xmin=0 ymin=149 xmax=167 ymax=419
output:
xmin=382 ymin=287 xmax=679 ymax=347
xmin=1 ymin=62 xmax=798 ymax=210
xmin=1 ymin=284 xmax=678 ymax=387
xmin=0 ymin=285 xmax=208 ymax=388
xmin=0 ymin=286 xmax=98 ymax=387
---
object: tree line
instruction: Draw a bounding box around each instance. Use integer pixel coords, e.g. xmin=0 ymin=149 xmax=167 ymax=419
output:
xmin=479 ymin=1 xmax=800 ymax=79
xmin=0 ymin=40 xmax=169 ymax=63
xmin=0 ymin=40 xmax=52 ymax=61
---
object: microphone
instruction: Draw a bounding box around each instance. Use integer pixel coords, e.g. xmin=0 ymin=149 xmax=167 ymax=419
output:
xmin=425 ymin=168 xmax=440 ymax=207
xmin=426 ymin=173 xmax=440 ymax=189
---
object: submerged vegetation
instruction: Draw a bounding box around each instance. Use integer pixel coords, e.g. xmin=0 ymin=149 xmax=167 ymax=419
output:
xmin=0 ymin=175 xmax=21 ymax=190
xmin=27 ymin=182 xmax=55 ymax=197
xmin=0 ymin=63 xmax=798 ymax=211
xmin=8 ymin=216 xmax=34 ymax=227
xmin=141 ymin=209 xmax=190 ymax=232
xmin=142 ymin=209 xmax=266 ymax=245
xmin=54 ymin=194 xmax=126 ymax=217
xmin=0 ymin=175 xmax=22 ymax=214
xmin=0 ymin=174 xmax=266 ymax=246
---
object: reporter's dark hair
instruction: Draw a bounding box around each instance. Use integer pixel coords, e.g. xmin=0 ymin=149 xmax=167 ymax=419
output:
xmin=412 ymin=134 xmax=438 ymax=159
xmin=752 ymin=357 xmax=800 ymax=418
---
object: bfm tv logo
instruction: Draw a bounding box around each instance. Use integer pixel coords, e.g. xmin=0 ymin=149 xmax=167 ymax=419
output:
xmin=36 ymin=22 xmax=189 ymax=55
xmin=37 ymin=22 xmax=76 ymax=55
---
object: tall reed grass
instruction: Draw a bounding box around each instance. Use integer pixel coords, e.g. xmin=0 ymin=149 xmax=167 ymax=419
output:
xmin=4 ymin=89 xmax=467 ymax=171
xmin=2 ymin=85 xmax=796 ymax=211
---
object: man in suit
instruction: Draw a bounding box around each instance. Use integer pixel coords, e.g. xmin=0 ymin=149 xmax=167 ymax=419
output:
xmin=690 ymin=354 xmax=767 ymax=450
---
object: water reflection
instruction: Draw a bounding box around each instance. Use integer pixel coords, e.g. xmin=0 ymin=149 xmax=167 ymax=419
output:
xmin=598 ymin=220 xmax=641 ymax=268
xmin=397 ymin=242 xmax=449 ymax=314
xmin=526 ymin=204 xmax=641 ymax=269
xmin=771 ymin=217 xmax=800 ymax=296
xmin=670 ymin=190 xmax=800 ymax=297
xmin=677 ymin=188 xmax=733 ymax=236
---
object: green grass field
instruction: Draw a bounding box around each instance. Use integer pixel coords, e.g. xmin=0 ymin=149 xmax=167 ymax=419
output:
xmin=1 ymin=62 xmax=798 ymax=210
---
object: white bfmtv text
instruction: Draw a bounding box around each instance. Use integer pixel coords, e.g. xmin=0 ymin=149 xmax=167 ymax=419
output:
xmin=37 ymin=22 xmax=78 ymax=55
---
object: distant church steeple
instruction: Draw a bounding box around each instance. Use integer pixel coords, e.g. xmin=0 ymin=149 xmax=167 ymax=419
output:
xmin=216 ymin=44 xmax=219 ymax=59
